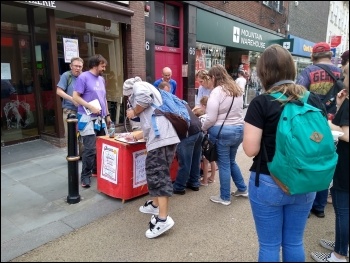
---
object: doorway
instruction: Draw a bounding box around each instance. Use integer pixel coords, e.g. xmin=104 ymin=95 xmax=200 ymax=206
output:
xmin=1 ymin=32 xmax=39 ymax=146
xmin=155 ymin=51 xmax=182 ymax=98
xmin=92 ymin=36 xmax=123 ymax=123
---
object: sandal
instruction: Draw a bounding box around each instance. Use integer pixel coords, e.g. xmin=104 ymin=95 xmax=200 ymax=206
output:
xmin=208 ymin=178 xmax=215 ymax=183
xmin=200 ymin=182 xmax=208 ymax=186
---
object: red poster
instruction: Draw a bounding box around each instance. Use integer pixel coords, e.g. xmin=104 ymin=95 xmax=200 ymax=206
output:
xmin=330 ymin=36 xmax=342 ymax=48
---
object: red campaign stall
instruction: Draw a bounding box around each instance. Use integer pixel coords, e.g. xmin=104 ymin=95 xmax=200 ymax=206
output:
xmin=96 ymin=136 xmax=178 ymax=202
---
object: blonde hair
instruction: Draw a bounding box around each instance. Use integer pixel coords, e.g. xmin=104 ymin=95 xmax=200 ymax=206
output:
xmin=192 ymin=107 xmax=205 ymax=117
xmin=208 ymin=64 xmax=242 ymax=97
xmin=196 ymin=69 xmax=210 ymax=81
xmin=200 ymin=96 xmax=208 ymax=107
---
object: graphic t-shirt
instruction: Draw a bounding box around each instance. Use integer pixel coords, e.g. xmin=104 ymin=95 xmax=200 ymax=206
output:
xmin=74 ymin=71 xmax=107 ymax=117
xmin=296 ymin=64 xmax=342 ymax=98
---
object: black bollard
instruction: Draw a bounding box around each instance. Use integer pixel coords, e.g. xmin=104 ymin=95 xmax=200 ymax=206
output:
xmin=66 ymin=113 xmax=81 ymax=204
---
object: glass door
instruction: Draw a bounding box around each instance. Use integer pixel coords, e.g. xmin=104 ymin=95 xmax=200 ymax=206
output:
xmin=1 ymin=33 xmax=38 ymax=146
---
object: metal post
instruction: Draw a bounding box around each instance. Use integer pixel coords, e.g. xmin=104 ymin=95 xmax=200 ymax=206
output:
xmin=66 ymin=113 xmax=81 ymax=204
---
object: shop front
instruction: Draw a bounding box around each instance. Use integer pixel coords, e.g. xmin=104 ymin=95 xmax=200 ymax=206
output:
xmin=1 ymin=1 xmax=133 ymax=147
xmin=288 ymin=34 xmax=314 ymax=78
xmin=195 ymin=9 xmax=285 ymax=104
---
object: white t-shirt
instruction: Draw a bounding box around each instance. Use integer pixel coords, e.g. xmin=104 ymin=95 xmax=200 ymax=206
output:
xmin=235 ymin=76 xmax=247 ymax=93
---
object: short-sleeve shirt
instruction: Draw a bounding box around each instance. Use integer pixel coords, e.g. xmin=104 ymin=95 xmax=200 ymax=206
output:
xmin=74 ymin=71 xmax=107 ymax=117
xmin=296 ymin=64 xmax=342 ymax=104
xmin=57 ymin=71 xmax=78 ymax=111
xmin=235 ymin=76 xmax=247 ymax=93
xmin=195 ymin=85 xmax=211 ymax=106
xmin=331 ymin=98 xmax=349 ymax=191
xmin=244 ymin=92 xmax=326 ymax=175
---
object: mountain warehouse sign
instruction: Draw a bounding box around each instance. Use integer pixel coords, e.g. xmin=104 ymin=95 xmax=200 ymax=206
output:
xmin=197 ymin=9 xmax=281 ymax=52
xmin=234 ymin=27 xmax=266 ymax=49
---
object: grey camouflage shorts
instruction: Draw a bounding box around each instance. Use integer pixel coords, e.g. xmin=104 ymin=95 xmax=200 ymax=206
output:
xmin=146 ymin=144 xmax=177 ymax=197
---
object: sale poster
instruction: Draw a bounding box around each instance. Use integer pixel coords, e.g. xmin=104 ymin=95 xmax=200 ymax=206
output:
xmin=100 ymin=143 xmax=118 ymax=184
xmin=133 ymin=149 xmax=147 ymax=188
xmin=63 ymin=38 xmax=79 ymax=63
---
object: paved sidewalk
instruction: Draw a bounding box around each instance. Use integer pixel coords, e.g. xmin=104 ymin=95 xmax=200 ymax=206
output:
xmin=1 ymin=140 xmax=337 ymax=262
xmin=1 ymin=140 xmax=124 ymax=262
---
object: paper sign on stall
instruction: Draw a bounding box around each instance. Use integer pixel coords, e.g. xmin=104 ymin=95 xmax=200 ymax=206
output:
xmin=133 ymin=149 xmax=147 ymax=188
xmin=100 ymin=143 xmax=118 ymax=184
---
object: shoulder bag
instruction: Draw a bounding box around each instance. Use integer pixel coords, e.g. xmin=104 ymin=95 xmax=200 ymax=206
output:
xmin=201 ymin=97 xmax=234 ymax=162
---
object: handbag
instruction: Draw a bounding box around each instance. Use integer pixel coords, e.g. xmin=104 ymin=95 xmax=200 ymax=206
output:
xmin=202 ymin=134 xmax=218 ymax=162
xmin=201 ymin=97 xmax=234 ymax=162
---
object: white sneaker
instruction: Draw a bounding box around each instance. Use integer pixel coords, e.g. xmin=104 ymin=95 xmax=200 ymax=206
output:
xmin=311 ymin=252 xmax=347 ymax=262
xmin=210 ymin=195 xmax=231 ymax=205
xmin=139 ymin=200 xmax=159 ymax=215
xmin=145 ymin=215 xmax=174 ymax=239
xmin=319 ymin=239 xmax=349 ymax=257
xmin=231 ymin=189 xmax=248 ymax=197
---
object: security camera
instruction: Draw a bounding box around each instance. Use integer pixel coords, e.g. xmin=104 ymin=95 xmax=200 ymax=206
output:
xmin=295 ymin=1 xmax=299 ymax=7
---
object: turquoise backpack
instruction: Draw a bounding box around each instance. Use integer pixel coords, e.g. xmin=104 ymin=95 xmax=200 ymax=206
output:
xmin=265 ymin=91 xmax=338 ymax=195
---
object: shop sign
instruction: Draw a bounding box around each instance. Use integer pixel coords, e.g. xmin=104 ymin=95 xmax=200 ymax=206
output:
xmin=197 ymin=9 xmax=283 ymax=52
xmin=19 ymin=1 xmax=57 ymax=9
xmin=330 ymin=36 xmax=342 ymax=48
xmin=288 ymin=35 xmax=315 ymax=58
xmin=182 ymin=64 xmax=188 ymax=77
xmin=63 ymin=38 xmax=79 ymax=63
xmin=269 ymin=39 xmax=294 ymax=52
xmin=115 ymin=1 xmax=129 ymax=5
xmin=331 ymin=48 xmax=336 ymax=57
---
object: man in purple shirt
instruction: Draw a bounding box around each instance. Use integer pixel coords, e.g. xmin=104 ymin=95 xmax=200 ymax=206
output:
xmin=73 ymin=54 xmax=111 ymax=188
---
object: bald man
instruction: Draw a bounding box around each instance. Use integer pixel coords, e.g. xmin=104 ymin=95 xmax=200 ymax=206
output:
xmin=153 ymin=67 xmax=177 ymax=95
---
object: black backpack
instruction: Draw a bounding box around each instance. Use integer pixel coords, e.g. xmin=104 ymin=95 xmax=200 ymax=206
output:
xmin=315 ymin=64 xmax=344 ymax=114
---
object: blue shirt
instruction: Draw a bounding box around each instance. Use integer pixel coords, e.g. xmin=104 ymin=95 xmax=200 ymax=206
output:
xmin=153 ymin=78 xmax=177 ymax=95
xmin=195 ymin=85 xmax=212 ymax=106
xmin=57 ymin=71 xmax=78 ymax=111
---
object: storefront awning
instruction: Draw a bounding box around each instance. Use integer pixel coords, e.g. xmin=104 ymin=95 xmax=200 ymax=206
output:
xmin=16 ymin=1 xmax=134 ymax=24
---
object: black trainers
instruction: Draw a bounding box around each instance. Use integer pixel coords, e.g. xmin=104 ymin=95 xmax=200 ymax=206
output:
xmin=310 ymin=208 xmax=325 ymax=218
xmin=186 ymin=184 xmax=199 ymax=191
xmin=81 ymin=177 xmax=91 ymax=188
xmin=173 ymin=189 xmax=186 ymax=195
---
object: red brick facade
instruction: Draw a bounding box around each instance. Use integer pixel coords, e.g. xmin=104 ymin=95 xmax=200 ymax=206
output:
xmin=199 ymin=1 xmax=289 ymax=35
xmin=125 ymin=1 xmax=147 ymax=80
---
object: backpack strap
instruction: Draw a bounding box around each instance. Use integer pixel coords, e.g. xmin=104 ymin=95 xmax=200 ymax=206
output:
xmin=315 ymin=64 xmax=338 ymax=82
xmin=214 ymin=97 xmax=234 ymax=143
xmin=256 ymin=90 xmax=310 ymax=187
xmin=255 ymin=140 xmax=269 ymax=187
xmin=269 ymin=90 xmax=310 ymax=104
xmin=67 ymin=71 xmax=72 ymax=87
xmin=315 ymin=64 xmax=342 ymax=95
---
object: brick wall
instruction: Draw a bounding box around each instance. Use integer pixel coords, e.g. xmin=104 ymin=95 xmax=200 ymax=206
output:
xmin=288 ymin=1 xmax=329 ymax=42
xmin=125 ymin=1 xmax=147 ymax=80
xmin=199 ymin=1 xmax=288 ymax=35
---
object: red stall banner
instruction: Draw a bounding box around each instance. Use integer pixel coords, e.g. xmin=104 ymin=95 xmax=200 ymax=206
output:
xmin=330 ymin=36 xmax=342 ymax=48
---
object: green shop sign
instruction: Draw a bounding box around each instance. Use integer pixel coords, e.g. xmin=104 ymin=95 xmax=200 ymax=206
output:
xmin=197 ymin=9 xmax=283 ymax=52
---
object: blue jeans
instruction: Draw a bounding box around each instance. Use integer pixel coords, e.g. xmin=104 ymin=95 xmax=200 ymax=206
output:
xmin=208 ymin=124 xmax=246 ymax=201
xmin=173 ymin=132 xmax=203 ymax=191
xmin=249 ymin=172 xmax=316 ymax=262
xmin=312 ymin=189 xmax=328 ymax=212
xmin=330 ymin=188 xmax=349 ymax=257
